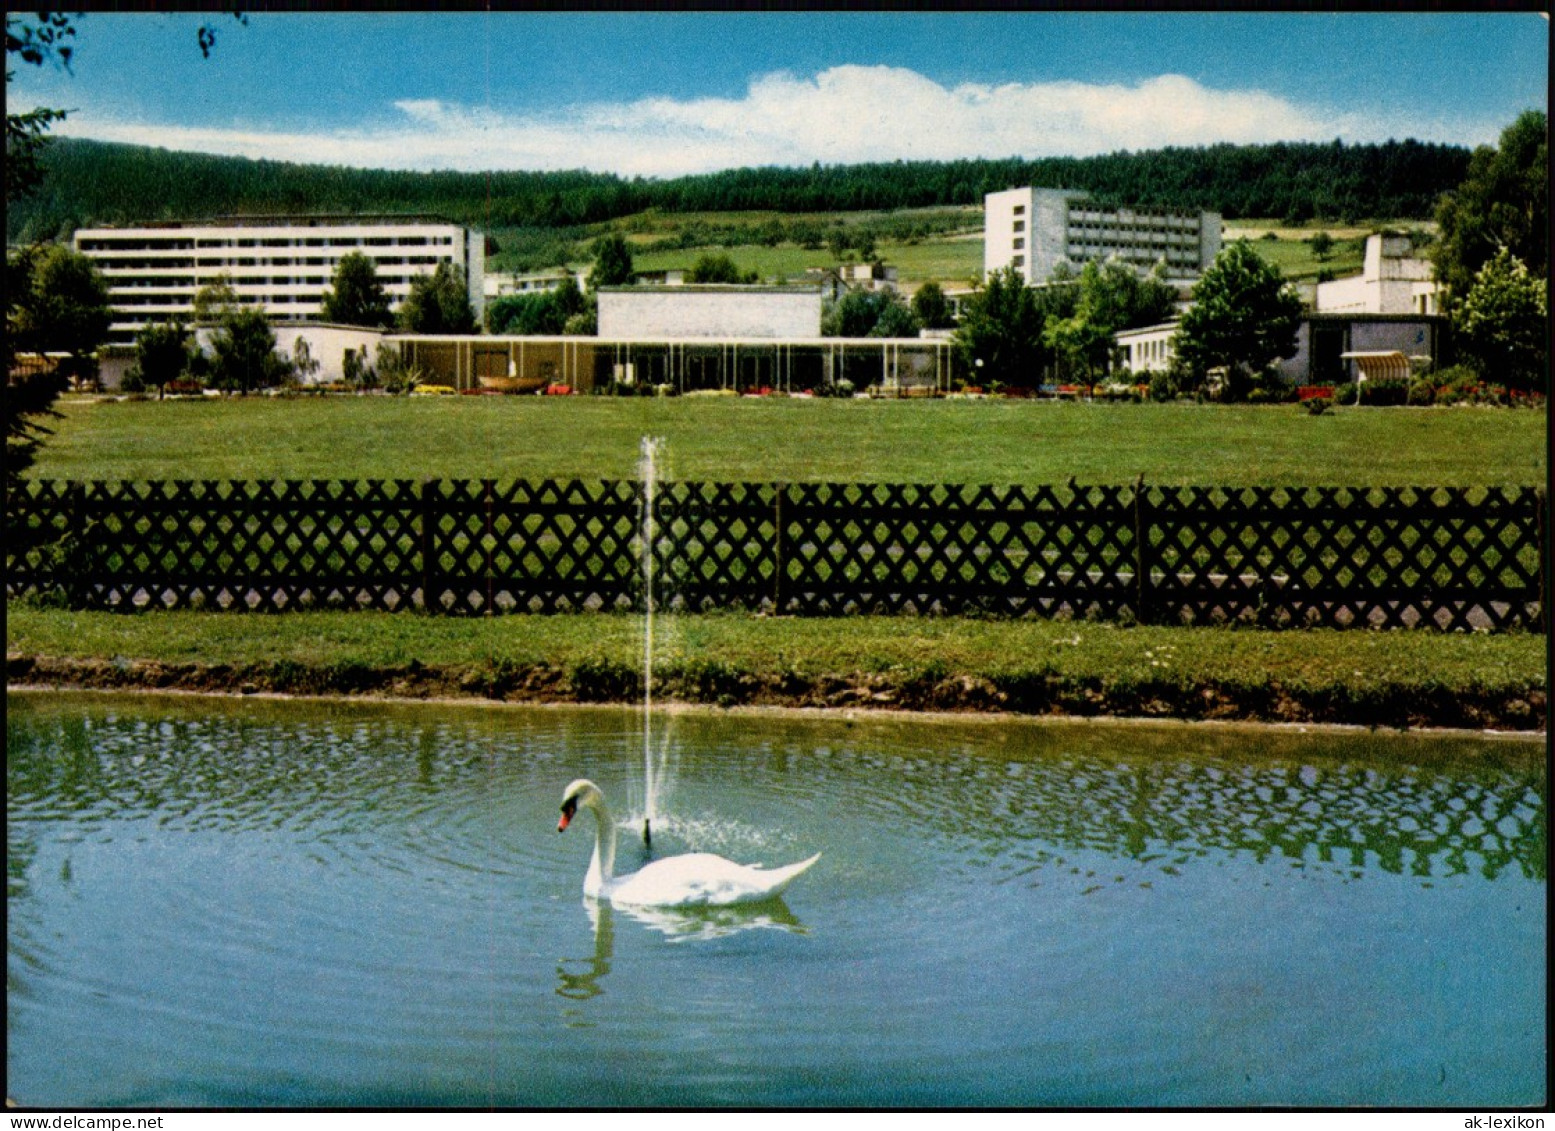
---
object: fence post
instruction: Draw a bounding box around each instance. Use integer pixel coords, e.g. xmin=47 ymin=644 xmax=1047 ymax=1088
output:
xmin=420 ymin=479 xmax=436 ymax=612
xmin=483 ymin=478 xmax=495 ymax=617
xmin=1538 ymin=486 xmax=1549 ymax=635
xmin=1133 ymin=475 xmax=1150 ymax=625
xmin=67 ymin=480 xmax=91 ymax=609
xmin=773 ymin=482 xmax=785 ymax=613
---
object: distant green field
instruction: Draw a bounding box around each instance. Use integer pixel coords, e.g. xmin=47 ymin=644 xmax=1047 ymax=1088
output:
xmin=1238 ymin=234 xmax=1365 ymax=283
xmin=631 ymin=236 xmax=983 ymax=287
xmin=29 ymin=396 xmax=1545 ymax=486
xmin=581 ymin=212 xmax=1420 ymax=288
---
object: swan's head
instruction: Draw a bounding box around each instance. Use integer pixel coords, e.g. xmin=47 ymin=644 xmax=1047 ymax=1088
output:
xmin=558 ymin=779 xmax=603 ymax=832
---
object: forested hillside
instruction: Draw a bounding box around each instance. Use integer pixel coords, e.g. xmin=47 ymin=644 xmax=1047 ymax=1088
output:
xmin=9 ymin=136 xmax=1470 ymax=246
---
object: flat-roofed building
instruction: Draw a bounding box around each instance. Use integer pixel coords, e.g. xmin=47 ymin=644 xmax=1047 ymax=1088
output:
xmin=74 ymin=215 xmax=484 ymax=343
xmin=597 ymin=285 xmax=823 ymax=339
xmin=985 ymin=187 xmax=1220 ymax=286
xmin=1315 ymin=234 xmax=1441 ymax=316
xmin=390 ymin=333 xmax=951 ymax=397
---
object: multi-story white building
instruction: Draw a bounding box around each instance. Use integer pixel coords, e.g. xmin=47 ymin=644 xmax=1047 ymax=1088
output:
xmin=984 ymin=187 xmax=1221 ymax=285
xmin=74 ymin=215 xmax=484 ymax=343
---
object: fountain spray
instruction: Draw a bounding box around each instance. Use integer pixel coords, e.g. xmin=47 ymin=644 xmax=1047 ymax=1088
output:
xmin=640 ymin=436 xmax=663 ymax=848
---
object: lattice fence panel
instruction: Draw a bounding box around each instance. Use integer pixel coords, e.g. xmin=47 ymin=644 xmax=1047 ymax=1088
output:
xmin=1144 ymin=485 xmax=1545 ymax=630
xmin=6 ymin=478 xmax=1545 ymax=631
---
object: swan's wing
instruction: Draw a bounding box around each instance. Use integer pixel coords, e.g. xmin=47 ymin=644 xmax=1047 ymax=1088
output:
xmin=609 ymin=852 xmax=821 ymax=908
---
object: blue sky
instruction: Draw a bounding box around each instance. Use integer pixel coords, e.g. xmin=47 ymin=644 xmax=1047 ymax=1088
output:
xmin=7 ymin=10 xmax=1548 ymax=176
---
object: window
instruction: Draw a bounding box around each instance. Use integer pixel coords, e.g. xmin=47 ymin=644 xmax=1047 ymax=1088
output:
xmin=1013 ymin=204 xmax=1025 ymax=216
xmin=1013 ymin=220 xmax=1025 ymax=233
xmin=1012 ymin=255 xmax=1025 ymax=269
xmin=1013 ymin=238 xmax=1025 ymax=250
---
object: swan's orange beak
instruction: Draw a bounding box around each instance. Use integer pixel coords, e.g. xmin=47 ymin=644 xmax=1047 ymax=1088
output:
xmin=558 ymin=797 xmax=577 ymax=832
xmin=557 ymin=811 xmax=572 ymax=832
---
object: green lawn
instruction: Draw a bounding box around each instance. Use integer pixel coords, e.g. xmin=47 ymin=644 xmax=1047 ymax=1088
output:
xmin=29 ymin=396 xmax=1546 ymax=486
xmin=6 ymin=605 xmax=1540 ymax=691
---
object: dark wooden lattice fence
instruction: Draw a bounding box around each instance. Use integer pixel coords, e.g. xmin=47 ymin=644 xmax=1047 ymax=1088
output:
xmin=7 ymin=479 xmax=1546 ymax=630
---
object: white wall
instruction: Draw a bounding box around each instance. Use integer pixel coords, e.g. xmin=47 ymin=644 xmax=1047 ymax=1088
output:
xmin=1315 ymin=234 xmax=1440 ymax=315
xmin=598 ymin=287 xmax=822 ymax=339
xmin=192 ymin=322 xmax=389 ymax=385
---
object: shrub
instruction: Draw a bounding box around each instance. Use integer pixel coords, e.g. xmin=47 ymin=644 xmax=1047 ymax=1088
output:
xmin=1364 ymin=379 xmax=1410 ymax=406
xmin=1406 ymin=379 xmax=1437 ymax=406
xmin=1147 ymin=371 xmax=1178 ymax=402
xmin=1305 ymin=396 xmax=1332 ymax=416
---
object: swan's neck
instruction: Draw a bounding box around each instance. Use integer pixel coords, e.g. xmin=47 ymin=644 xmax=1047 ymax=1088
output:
xmin=586 ymin=796 xmax=618 ymax=893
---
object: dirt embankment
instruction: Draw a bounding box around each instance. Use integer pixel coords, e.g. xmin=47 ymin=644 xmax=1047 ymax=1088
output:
xmin=7 ymin=653 xmax=1546 ymax=732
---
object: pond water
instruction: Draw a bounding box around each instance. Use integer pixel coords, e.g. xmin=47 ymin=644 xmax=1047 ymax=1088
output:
xmin=7 ymin=692 xmax=1546 ymax=1108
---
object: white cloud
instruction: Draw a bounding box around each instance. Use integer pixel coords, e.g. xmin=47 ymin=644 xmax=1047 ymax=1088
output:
xmin=55 ymin=65 xmax=1493 ymax=176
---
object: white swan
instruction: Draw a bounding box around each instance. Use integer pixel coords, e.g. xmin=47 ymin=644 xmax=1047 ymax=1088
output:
xmin=557 ymin=779 xmax=820 ymax=908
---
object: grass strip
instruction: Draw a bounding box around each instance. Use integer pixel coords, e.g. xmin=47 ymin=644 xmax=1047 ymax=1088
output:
xmin=31 ymin=397 xmax=1547 ymax=486
xmin=8 ymin=606 xmax=1545 ymax=731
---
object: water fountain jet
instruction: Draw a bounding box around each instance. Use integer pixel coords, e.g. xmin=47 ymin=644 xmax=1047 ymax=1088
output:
xmin=639 ymin=436 xmax=665 ymax=848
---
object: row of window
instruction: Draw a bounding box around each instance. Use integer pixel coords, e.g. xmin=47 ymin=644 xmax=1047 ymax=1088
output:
xmin=78 ymin=239 xmax=197 ymax=252
xmin=1128 ymin=337 xmax=1172 ymax=364
xmin=93 ymin=254 xmax=449 ymax=271
xmin=106 ymin=281 xmax=429 ymax=303
xmin=1068 ymin=228 xmax=1202 ymax=245
xmin=1069 ymin=245 xmax=1201 ymax=265
xmin=1070 ymin=209 xmax=1202 ymax=227
xmin=190 ymin=234 xmax=448 ymax=248
xmin=84 ymin=233 xmax=454 ymax=252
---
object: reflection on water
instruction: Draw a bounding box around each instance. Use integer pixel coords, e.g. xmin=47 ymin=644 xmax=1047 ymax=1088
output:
xmin=555 ymin=897 xmax=804 ymax=1013
xmin=10 ymin=700 xmax=1543 ymax=888
xmin=557 ymin=902 xmax=613 ymax=1005
xmin=6 ymin=692 xmax=1545 ymax=1108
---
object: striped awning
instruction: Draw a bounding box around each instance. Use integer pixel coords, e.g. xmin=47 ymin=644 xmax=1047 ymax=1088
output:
xmin=1340 ymin=350 xmax=1411 ymax=383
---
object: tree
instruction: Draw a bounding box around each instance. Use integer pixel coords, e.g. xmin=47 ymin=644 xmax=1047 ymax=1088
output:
xmin=398 ymin=261 xmax=476 ymax=334
xmin=132 ymin=319 xmax=195 ymax=398
xmin=10 ymin=244 xmax=113 ymax=390
xmin=911 ymin=281 xmax=957 ymax=330
xmin=952 ymin=266 xmax=1050 ymax=388
xmin=1453 ymin=248 xmax=1547 ymax=393
xmin=587 ymin=234 xmax=635 ymax=290
xmin=1044 ymin=259 xmax=1178 ymax=391
xmin=4 ymin=249 xmax=67 ymax=486
xmin=290 ymin=335 xmax=320 ymax=388
xmin=320 ymin=251 xmax=394 ymax=328
xmin=1173 ymin=241 xmax=1303 ymax=398
xmin=192 ymin=273 xmax=244 ymax=324
xmin=686 ymin=253 xmax=758 ymax=285
xmin=822 ymin=289 xmax=920 ymax=338
xmin=1433 ymin=110 xmax=1547 ymax=298
xmin=208 ymin=308 xmax=291 ymax=394
xmin=1309 ymin=231 xmax=1335 ymax=262
xmin=4 ymin=12 xmax=240 ymax=494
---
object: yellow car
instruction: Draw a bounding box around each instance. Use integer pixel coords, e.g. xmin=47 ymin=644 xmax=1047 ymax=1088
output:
xmin=410 ymin=383 xmax=457 ymax=397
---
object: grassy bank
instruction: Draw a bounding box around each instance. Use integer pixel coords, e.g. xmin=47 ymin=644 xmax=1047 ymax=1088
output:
xmin=29 ymin=397 xmax=1546 ymax=485
xmin=8 ymin=606 xmax=1545 ymax=731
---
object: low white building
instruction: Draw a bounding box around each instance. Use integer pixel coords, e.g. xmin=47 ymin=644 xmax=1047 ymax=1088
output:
xmin=597 ymin=285 xmax=823 ymax=339
xmin=1115 ymin=322 xmax=1179 ymax=375
xmin=186 ymin=322 xmax=390 ymax=387
xmin=1315 ymin=234 xmax=1440 ymax=315
xmin=484 ymin=268 xmax=586 ymax=299
xmin=1112 ymin=310 xmax=1446 ymax=386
